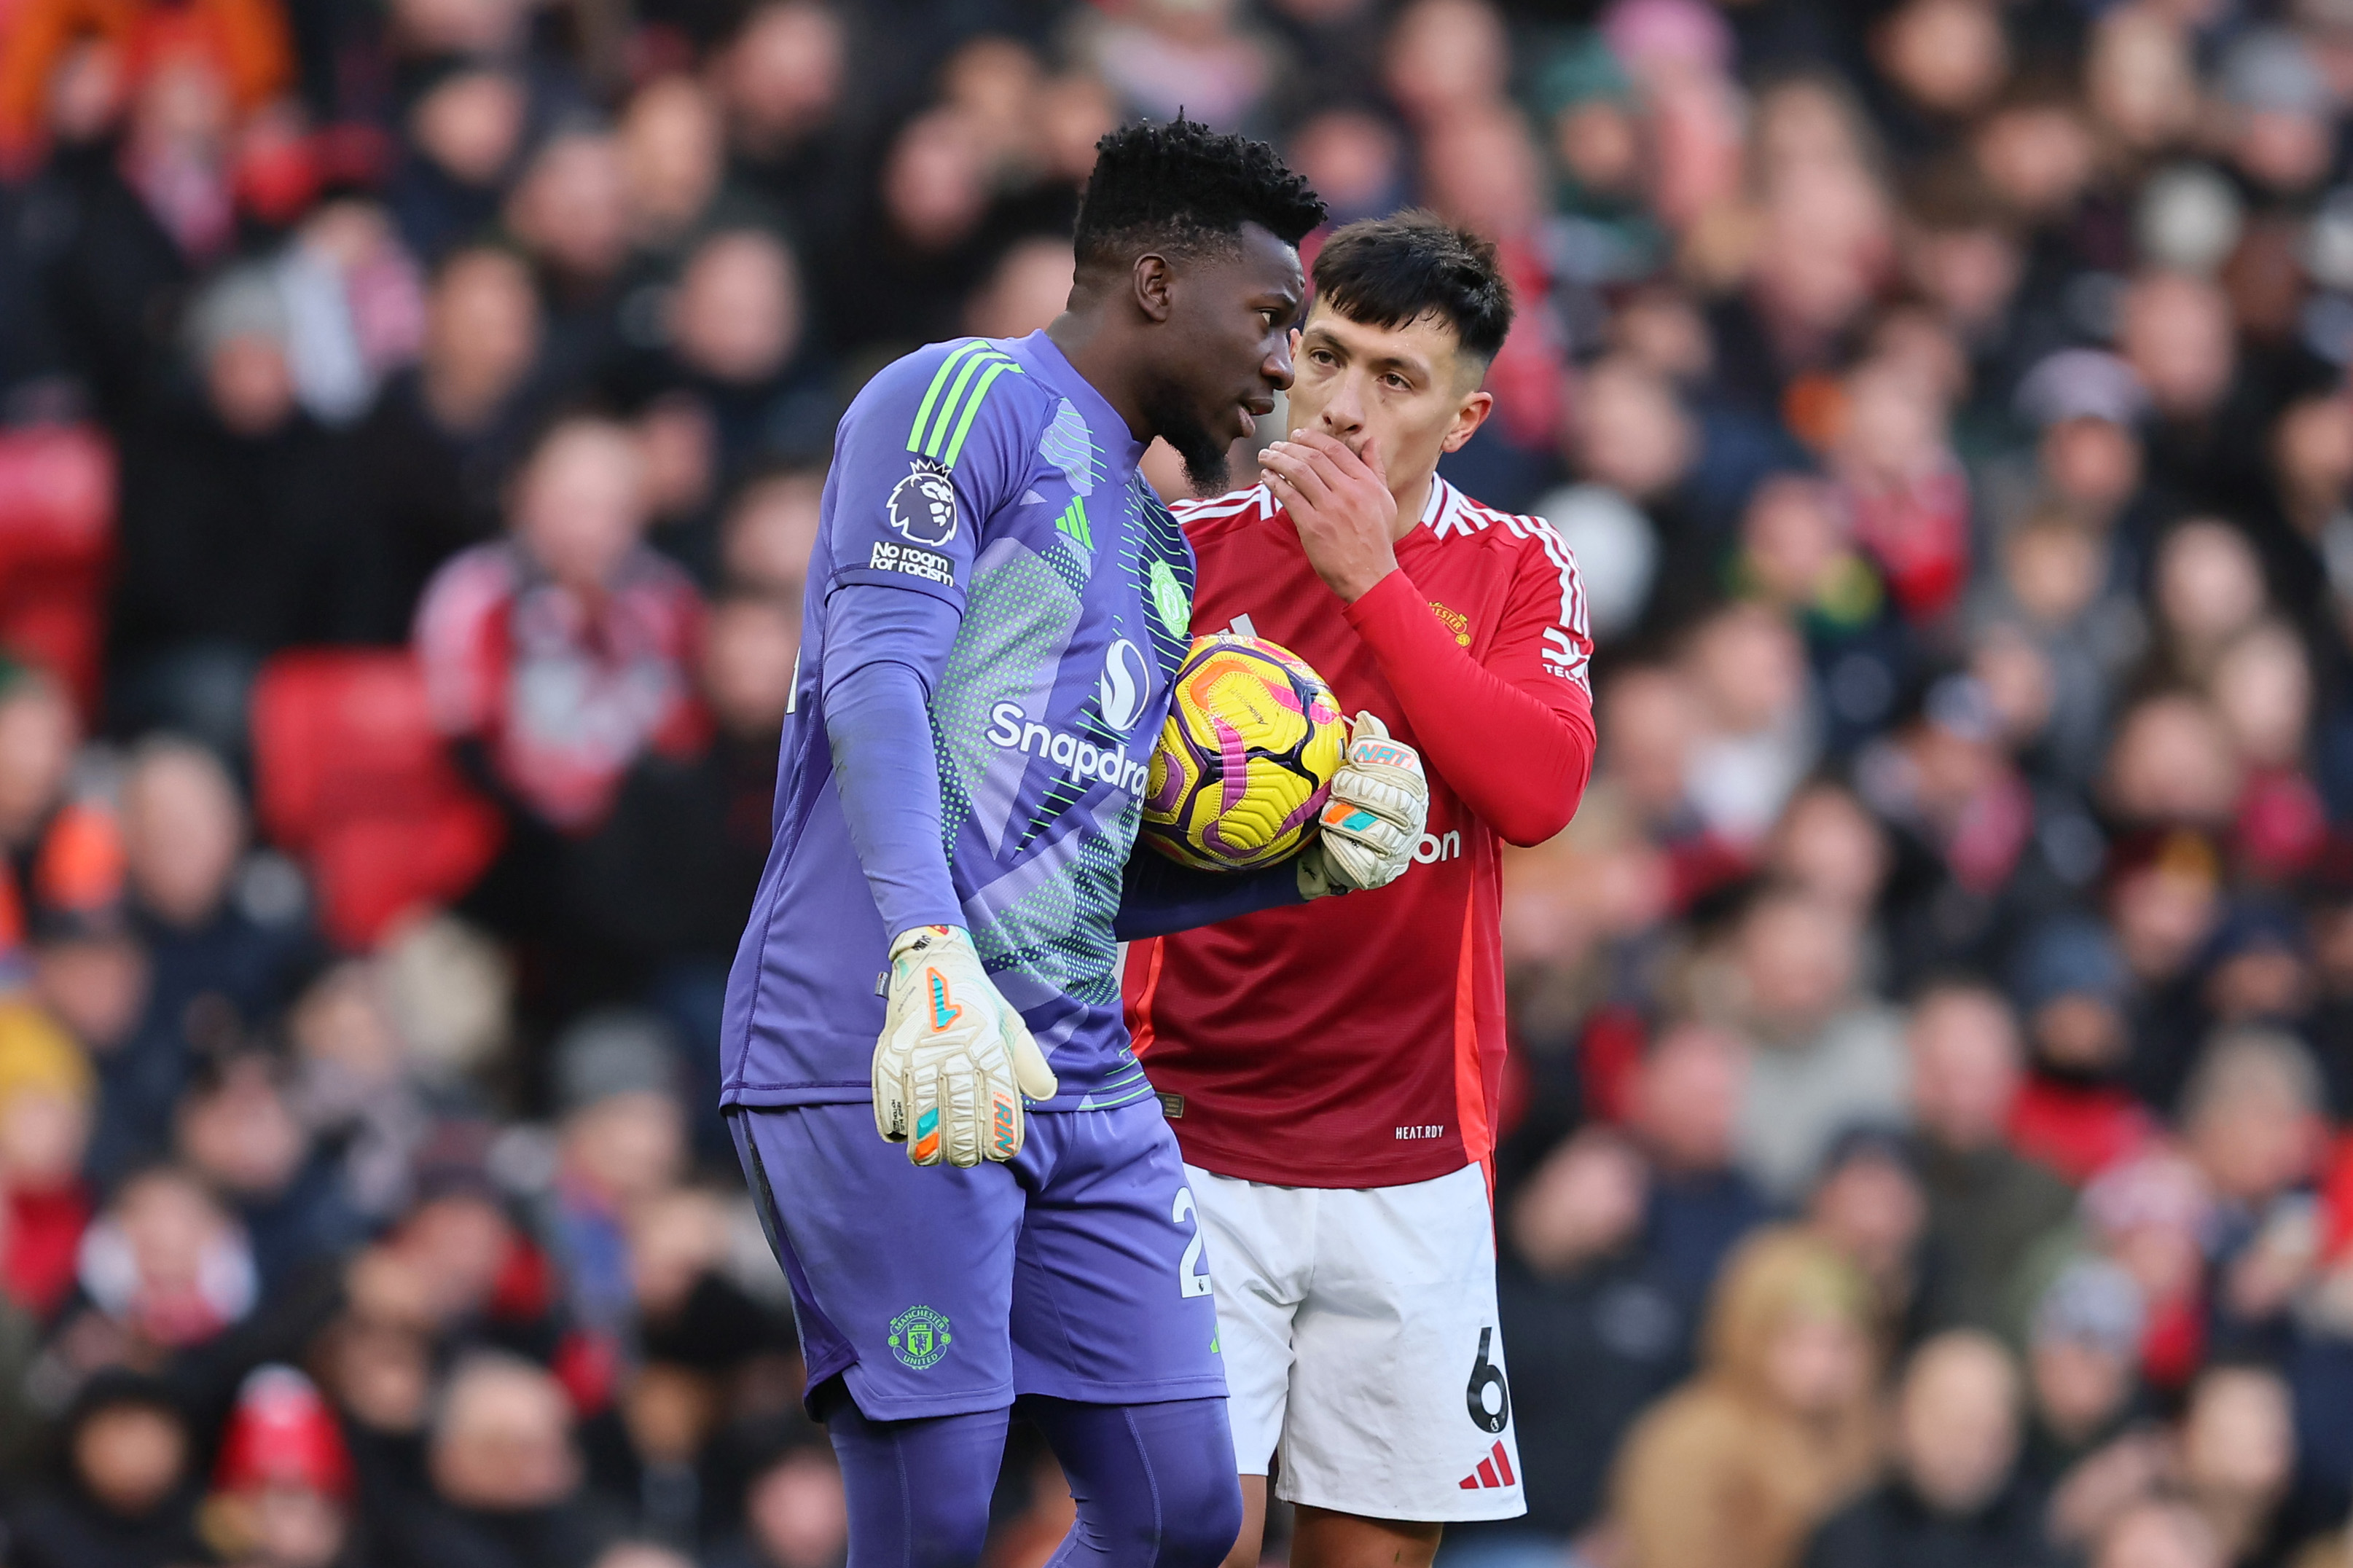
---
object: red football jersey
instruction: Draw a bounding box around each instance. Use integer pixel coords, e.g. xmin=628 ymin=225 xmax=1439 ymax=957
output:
xmin=1124 ymin=477 xmax=1597 ymax=1188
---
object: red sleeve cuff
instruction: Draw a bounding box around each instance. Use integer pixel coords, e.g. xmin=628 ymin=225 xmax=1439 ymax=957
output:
xmin=1339 ymin=568 xmax=1426 ymax=637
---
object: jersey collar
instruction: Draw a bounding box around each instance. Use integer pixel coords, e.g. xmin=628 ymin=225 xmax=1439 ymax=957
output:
xmin=1418 ymin=474 xmax=1463 ymax=536
xmin=1010 ymin=330 xmax=1148 ymax=477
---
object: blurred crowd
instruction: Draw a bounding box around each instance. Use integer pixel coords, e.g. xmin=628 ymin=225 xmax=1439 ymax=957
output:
xmin=0 ymin=0 xmax=2351 ymax=1563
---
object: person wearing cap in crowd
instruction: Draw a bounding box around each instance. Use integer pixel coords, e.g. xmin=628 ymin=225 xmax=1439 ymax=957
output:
xmin=2083 ymin=1150 xmax=2219 ymax=1393
xmin=0 ymin=992 xmax=95 ymax=1320
xmin=2187 ymin=902 xmax=2318 ymax=1089
xmin=2008 ymin=914 xmax=2158 ymax=1185
xmin=109 ymin=265 xmax=380 ymax=756
xmin=2017 ymin=1256 xmax=2155 ymax=1510
xmin=2216 ymin=28 xmax=2336 ymax=203
xmin=1529 ymin=31 xmax=1663 ymax=285
xmin=2008 ymin=349 xmax=2158 ymax=571
xmin=546 ymin=1008 xmax=689 ymax=1336
xmin=200 ymin=1363 xmax=359 ymax=1568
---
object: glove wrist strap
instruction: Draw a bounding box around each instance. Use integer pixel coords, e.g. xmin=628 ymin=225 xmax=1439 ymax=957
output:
xmin=890 ymin=924 xmax=962 ymax=962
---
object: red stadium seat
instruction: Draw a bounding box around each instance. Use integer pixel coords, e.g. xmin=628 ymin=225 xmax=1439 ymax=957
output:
xmin=249 ymin=648 xmax=504 ymax=949
xmin=0 ymin=425 xmax=114 ymax=716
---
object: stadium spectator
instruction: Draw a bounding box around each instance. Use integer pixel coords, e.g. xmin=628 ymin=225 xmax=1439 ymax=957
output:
xmin=2020 ymin=1258 xmax=2146 ymax=1459
xmin=415 ymin=412 xmax=708 ymax=850
xmin=651 ymin=224 xmax=830 ymax=492
xmin=705 ymin=1435 xmax=848 ymax=1568
xmin=4 ymin=1369 xmax=208 ymax=1568
xmin=392 ymin=1351 xmax=613 ymax=1568
xmin=2085 ymin=1150 xmax=2219 ymax=1393
xmin=2177 ymin=1361 xmax=2300 ymax=1567
xmin=1608 ymin=1227 xmax=1882 ymax=1568
xmin=0 ymin=666 xmax=109 ymax=956
xmin=1905 ymin=978 xmax=2075 ymax=1332
xmin=201 ymin=1363 xmax=358 ymax=1568
xmin=351 ymin=244 xmax=550 ymax=624
xmin=504 ymin=129 xmax=632 ymax=392
xmin=1628 ymin=1020 xmax=1772 ymax=1306
xmin=65 ymin=1162 xmax=257 ymax=1361
xmin=173 ymin=1045 xmax=361 ymax=1292
xmin=109 ymin=267 xmax=377 ymax=750
xmin=1799 ymin=1330 xmax=2056 ymax=1568
xmin=1805 ymin=1124 xmax=1931 ymax=1344
xmin=1723 ymin=887 xmax=1908 ymax=1200
xmin=545 ymin=1010 xmax=689 ymax=1333
xmin=2094 ymin=1495 xmax=2228 ymax=1568
xmin=2008 ymin=914 xmax=2155 ymax=1184
xmin=1467 ymin=1127 xmax=1694 ymax=1568
xmin=0 ymin=995 xmax=94 ymax=1317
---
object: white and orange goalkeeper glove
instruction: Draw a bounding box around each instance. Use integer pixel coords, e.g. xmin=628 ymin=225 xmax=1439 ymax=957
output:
xmin=1296 ymin=712 xmax=1429 ymax=899
xmin=873 ymin=925 xmax=1059 ymax=1167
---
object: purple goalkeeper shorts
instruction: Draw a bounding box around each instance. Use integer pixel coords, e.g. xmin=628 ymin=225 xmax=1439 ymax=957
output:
xmin=729 ymin=1098 xmax=1229 ymax=1421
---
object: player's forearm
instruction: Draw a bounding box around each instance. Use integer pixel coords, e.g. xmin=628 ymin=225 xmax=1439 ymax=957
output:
xmin=1342 ymin=570 xmax=1596 ymax=847
xmin=1113 ymin=852 xmax=1303 ymax=939
xmin=823 ymin=653 xmax=963 ymax=936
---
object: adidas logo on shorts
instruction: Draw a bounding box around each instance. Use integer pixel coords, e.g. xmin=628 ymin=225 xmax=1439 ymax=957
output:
xmin=1457 ymin=1440 xmax=1516 ymax=1491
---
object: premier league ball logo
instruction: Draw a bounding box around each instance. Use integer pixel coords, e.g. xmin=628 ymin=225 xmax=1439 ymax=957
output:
xmin=888 ymin=461 xmax=958 ymax=546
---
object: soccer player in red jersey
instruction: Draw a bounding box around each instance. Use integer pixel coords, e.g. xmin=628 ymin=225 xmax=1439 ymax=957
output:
xmin=1123 ymin=212 xmax=1599 ymax=1568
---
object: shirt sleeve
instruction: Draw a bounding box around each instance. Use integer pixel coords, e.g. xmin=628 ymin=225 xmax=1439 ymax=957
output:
xmin=815 ymin=343 xmax=1034 ymax=936
xmin=1114 ymin=851 xmax=1305 ymax=940
xmin=817 ymin=340 xmax=1032 ymax=618
xmin=1340 ymin=533 xmax=1597 ymax=847
xmin=823 ymin=653 xmax=964 ymax=936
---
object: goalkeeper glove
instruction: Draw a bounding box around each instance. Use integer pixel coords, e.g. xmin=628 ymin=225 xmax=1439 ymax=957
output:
xmin=873 ymin=925 xmax=1060 ymax=1167
xmin=1297 ymin=711 xmax=1429 ymax=899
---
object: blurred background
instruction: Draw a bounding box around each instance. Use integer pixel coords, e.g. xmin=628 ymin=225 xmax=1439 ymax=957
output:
xmin=0 ymin=0 xmax=2350 ymax=1564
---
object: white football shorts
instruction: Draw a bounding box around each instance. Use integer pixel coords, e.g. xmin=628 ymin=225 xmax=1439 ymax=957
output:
xmin=1187 ymin=1161 xmax=1525 ymax=1523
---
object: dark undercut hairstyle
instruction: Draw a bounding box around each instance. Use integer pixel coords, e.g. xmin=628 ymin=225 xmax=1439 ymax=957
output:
xmin=1312 ymin=210 xmax=1514 ymax=364
xmin=1072 ymin=117 xmax=1326 ymax=270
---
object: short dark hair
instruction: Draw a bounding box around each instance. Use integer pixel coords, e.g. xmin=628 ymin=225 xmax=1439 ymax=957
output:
xmin=1311 ymin=210 xmax=1514 ymax=363
xmin=1072 ymin=117 xmax=1326 ymax=270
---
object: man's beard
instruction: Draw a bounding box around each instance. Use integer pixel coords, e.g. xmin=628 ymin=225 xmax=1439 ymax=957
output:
xmin=1142 ymin=383 xmax=1232 ymax=495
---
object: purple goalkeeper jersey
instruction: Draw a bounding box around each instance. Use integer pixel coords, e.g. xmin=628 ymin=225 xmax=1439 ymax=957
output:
xmin=722 ymin=332 xmax=1196 ymax=1114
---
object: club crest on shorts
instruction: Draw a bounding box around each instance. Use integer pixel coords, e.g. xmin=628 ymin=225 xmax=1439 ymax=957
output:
xmin=888 ymin=460 xmax=958 ymax=546
xmin=888 ymin=1304 xmax=953 ymax=1369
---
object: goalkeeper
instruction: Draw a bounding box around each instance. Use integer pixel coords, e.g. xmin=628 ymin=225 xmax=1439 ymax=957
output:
xmin=1125 ymin=212 xmax=1600 ymax=1568
xmin=720 ymin=121 xmax=1428 ymax=1568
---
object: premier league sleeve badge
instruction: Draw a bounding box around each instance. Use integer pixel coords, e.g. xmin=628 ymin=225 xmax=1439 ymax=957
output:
xmin=887 ymin=460 xmax=960 ymax=546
